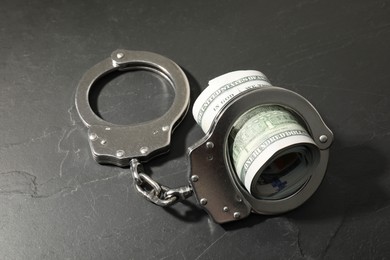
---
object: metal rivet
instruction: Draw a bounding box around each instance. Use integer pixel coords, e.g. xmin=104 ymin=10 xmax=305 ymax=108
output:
xmin=116 ymin=150 xmax=124 ymax=157
xmin=200 ymin=198 xmax=207 ymax=205
xmin=223 ymin=206 xmax=229 ymax=212
xmin=319 ymin=135 xmax=328 ymax=143
xmin=105 ymin=127 xmax=111 ymax=131
xmin=100 ymin=139 xmax=107 ymax=145
xmin=89 ymin=133 xmax=97 ymax=141
xmin=140 ymin=147 xmax=149 ymax=154
xmin=207 ymin=155 xmax=213 ymax=160
xmin=162 ymin=125 xmax=169 ymax=132
xmin=236 ymin=195 xmax=243 ymax=202
xmin=233 ymin=212 xmax=241 ymax=219
xmin=116 ymin=52 xmax=124 ymax=59
xmin=191 ymin=175 xmax=199 ymax=182
xmin=206 ymin=141 xmax=214 ymax=149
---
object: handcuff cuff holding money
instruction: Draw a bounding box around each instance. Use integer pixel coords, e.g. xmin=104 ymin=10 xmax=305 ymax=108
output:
xmin=75 ymin=50 xmax=333 ymax=223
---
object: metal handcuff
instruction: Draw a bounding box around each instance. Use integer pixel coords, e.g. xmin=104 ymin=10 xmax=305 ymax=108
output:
xmin=75 ymin=50 xmax=333 ymax=223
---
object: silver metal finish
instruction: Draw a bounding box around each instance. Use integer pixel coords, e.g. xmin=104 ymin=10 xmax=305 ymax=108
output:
xmin=76 ymin=50 xmax=333 ymax=222
xmin=319 ymin=134 xmax=328 ymax=143
xmin=116 ymin=150 xmax=124 ymax=158
xmin=140 ymin=147 xmax=149 ymax=154
xmin=188 ymin=87 xmax=334 ymax=223
xmin=89 ymin=133 xmax=97 ymax=140
xmin=233 ymin=212 xmax=241 ymax=219
xmin=190 ymin=175 xmax=199 ymax=182
xmin=130 ymin=159 xmax=193 ymax=206
xmin=76 ymin=50 xmax=193 ymax=208
xmin=75 ymin=49 xmax=190 ymax=166
xmin=206 ymin=142 xmax=214 ymax=149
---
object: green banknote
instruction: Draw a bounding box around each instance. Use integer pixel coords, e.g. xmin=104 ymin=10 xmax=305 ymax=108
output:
xmin=192 ymin=70 xmax=317 ymax=199
xmin=230 ymin=105 xmax=316 ymax=199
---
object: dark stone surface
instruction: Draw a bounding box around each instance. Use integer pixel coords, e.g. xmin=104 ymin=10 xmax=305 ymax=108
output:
xmin=1 ymin=0 xmax=389 ymax=259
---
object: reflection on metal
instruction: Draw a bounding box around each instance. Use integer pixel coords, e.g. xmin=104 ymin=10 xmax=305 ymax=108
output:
xmin=189 ymin=86 xmax=333 ymax=223
xmin=76 ymin=49 xmax=193 ymax=206
xmin=75 ymin=49 xmax=190 ymax=166
xmin=76 ymin=50 xmax=333 ymax=224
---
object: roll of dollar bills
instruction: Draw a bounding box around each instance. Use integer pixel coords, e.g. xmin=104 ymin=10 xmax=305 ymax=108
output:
xmin=193 ymin=70 xmax=318 ymax=199
xmin=192 ymin=70 xmax=272 ymax=133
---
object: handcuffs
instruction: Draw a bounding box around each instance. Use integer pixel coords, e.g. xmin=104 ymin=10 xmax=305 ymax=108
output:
xmin=75 ymin=50 xmax=333 ymax=223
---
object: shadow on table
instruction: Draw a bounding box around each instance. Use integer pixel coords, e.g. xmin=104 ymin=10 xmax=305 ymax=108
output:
xmin=286 ymin=141 xmax=389 ymax=221
xmin=223 ymin=141 xmax=388 ymax=230
xmin=163 ymin=200 xmax=208 ymax=223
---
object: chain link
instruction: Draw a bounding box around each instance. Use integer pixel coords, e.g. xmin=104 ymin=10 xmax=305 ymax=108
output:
xmin=130 ymin=159 xmax=193 ymax=207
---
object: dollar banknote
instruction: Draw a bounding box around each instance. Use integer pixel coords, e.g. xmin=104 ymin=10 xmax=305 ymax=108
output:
xmin=193 ymin=70 xmax=317 ymax=199
xmin=192 ymin=70 xmax=271 ymax=133
xmin=230 ymin=105 xmax=316 ymax=199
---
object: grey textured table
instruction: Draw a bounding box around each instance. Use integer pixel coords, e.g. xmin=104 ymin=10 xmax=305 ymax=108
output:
xmin=1 ymin=1 xmax=389 ymax=259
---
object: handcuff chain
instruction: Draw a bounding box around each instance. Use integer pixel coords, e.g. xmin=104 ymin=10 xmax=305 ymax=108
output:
xmin=130 ymin=159 xmax=193 ymax=207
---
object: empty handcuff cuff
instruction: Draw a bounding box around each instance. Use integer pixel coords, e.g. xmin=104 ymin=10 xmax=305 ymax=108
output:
xmin=75 ymin=50 xmax=333 ymax=223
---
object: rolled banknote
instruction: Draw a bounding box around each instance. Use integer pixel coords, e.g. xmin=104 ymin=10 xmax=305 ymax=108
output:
xmin=193 ymin=70 xmax=318 ymax=199
xmin=192 ymin=70 xmax=272 ymax=133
